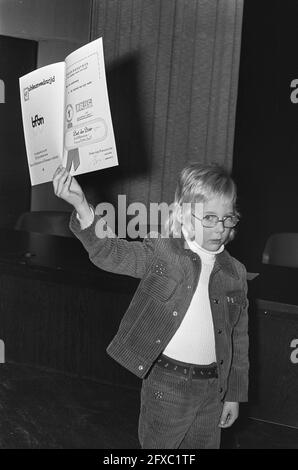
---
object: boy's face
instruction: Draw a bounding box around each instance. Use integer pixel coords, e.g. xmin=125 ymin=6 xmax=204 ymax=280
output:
xmin=199 ymin=196 xmax=233 ymax=251
xmin=182 ymin=196 xmax=234 ymax=251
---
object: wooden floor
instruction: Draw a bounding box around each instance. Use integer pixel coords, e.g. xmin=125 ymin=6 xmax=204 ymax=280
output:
xmin=0 ymin=363 xmax=297 ymax=449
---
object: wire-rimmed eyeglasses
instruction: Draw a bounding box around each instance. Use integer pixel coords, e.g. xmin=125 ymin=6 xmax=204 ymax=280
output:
xmin=192 ymin=213 xmax=239 ymax=228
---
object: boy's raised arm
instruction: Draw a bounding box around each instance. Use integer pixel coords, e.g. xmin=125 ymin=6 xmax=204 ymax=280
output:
xmin=70 ymin=209 xmax=155 ymax=279
xmin=53 ymin=165 xmax=156 ymax=279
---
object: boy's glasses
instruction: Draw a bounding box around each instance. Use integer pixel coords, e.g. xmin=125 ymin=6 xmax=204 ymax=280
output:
xmin=192 ymin=213 xmax=239 ymax=228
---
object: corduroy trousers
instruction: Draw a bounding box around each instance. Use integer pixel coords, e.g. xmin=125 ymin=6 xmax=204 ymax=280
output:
xmin=138 ymin=359 xmax=224 ymax=449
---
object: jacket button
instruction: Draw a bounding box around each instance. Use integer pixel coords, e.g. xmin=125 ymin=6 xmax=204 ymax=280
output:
xmin=156 ymin=339 xmax=161 ymax=344
xmin=187 ymin=285 xmax=192 ymax=289
xmin=173 ymin=311 xmax=178 ymax=316
xmin=138 ymin=365 xmax=144 ymax=371
xmin=220 ymin=360 xmax=224 ymax=365
xmin=213 ymin=298 xmax=219 ymax=304
xmin=217 ymin=329 xmax=222 ymax=334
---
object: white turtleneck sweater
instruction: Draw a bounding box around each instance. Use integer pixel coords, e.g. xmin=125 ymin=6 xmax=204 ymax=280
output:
xmin=163 ymin=234 xmax=224 ymax=365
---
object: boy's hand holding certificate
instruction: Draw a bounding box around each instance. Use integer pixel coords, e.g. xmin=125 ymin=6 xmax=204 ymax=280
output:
xmin=19 ymin=38 xmax=118 ymax=186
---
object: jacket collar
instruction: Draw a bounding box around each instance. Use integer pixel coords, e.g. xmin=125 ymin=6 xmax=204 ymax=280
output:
xmin=169 ymin=233 xmax=239 ymax=280
xmin=213 ymin=250 xmax=239 ymax=279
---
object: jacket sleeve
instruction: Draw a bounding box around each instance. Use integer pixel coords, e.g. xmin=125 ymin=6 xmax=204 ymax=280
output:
xmin=225 ymin=262 xmax=249 ymax=403
xmin=69 ymin=209 xmax=156 ymax=279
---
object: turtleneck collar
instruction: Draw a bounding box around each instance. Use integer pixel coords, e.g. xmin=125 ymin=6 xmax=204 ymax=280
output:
xmin=182 ymin=226 xmax=224 ymax=264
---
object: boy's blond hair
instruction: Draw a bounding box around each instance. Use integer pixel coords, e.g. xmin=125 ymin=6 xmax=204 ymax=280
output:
xmin=165 ymin=162 xmax=239 ymax=242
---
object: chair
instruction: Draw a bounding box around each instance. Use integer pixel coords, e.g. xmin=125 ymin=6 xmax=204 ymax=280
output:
xmin=15 ymin=211 xmax=74 ymax=238
xmin=262 ymin=233 xmax=298 ymax=268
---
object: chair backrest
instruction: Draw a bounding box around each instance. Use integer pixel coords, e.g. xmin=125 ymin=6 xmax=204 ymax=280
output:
xmin=262 ymin=233 xmax=298 ymax=268
xmin=15 ymin=211 xmax=73 ymax=238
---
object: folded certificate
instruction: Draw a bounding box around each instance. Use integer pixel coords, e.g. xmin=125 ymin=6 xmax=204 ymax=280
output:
xmin=19 ymin=38 xmax=118 ymax=186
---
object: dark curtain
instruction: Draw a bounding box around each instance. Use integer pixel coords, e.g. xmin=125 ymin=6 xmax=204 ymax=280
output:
xmin=88 ymin=0 xmax=244 ymax=208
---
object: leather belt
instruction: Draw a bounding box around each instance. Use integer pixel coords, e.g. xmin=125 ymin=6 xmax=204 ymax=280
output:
xmin=156 ymin=354 xmax=218 ymax=379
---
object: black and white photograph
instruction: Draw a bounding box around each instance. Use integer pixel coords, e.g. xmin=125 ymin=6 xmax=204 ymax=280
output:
xmin=0 ymin=0 xmax=297 ymax=452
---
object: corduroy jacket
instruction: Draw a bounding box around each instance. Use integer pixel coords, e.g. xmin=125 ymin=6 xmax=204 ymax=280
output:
xmin=70 ymin=210 xmax=249 ymax=403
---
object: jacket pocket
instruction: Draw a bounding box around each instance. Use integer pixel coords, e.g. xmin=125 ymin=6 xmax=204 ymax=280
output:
xmin=140 ymin=260 xmax=180 ymax=302
xmin=226 ymin=290 xmax=246 ymax=326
